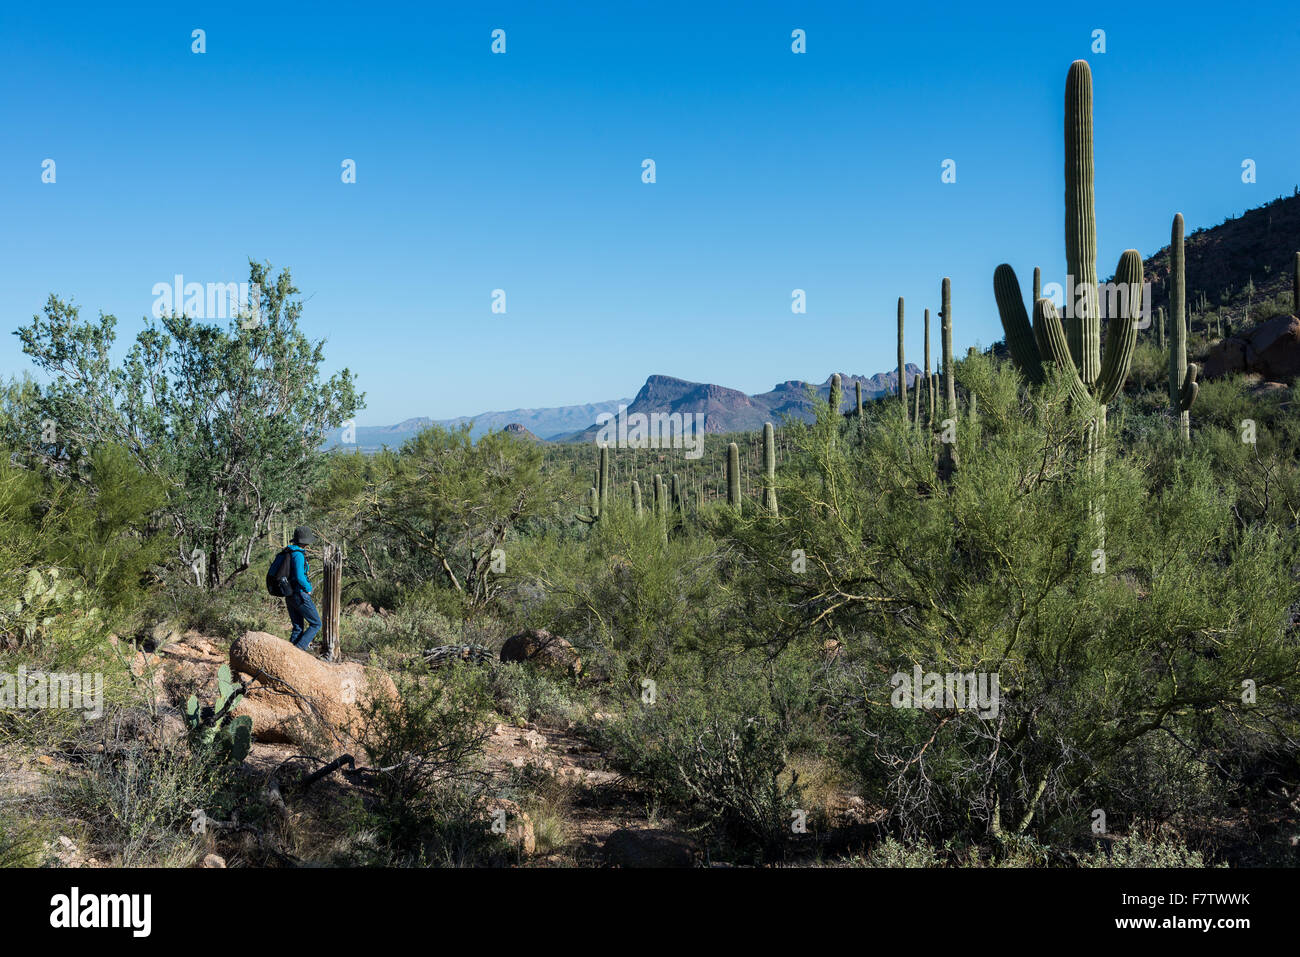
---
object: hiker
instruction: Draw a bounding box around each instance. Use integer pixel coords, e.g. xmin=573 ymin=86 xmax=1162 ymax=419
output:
xmin=267 ymin=526 xmax=322 ymax=653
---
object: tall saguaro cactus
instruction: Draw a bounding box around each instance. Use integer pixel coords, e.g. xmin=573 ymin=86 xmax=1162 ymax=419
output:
xmin=762 ymin=422 xmax=778 ymax=515
xmin=598 ymin=445 xmax=610 ymax=508
xmin=897 ymin=297 xmax=907 ymax=414
xmin=938 ymin=278 xmax=959 ymax=475
xmin=631 ymin=479 xmax=643 ymax=517
xmin=855 ymin=380 xmax=863 ymax=419
xmin=1293 ymin=251 xmax=1299 ymax=313
xmin=992 ymin=60 xmax=1142 ymax=453
xmin=1169 ymin=213 xmax=1199 ymax=442
xmin=726 ymin=442 xmax=741 ymax=512
xmin=923 ymin=307 xmax=933 ymax=425
xmin=829 ymin=373 xmax=842 ymax=416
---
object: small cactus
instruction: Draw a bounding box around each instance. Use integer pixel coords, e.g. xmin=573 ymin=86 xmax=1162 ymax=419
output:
xmin=183 ymin=664 xmax=251 ymax=762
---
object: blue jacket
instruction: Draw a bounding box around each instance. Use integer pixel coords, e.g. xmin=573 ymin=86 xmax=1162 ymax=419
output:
xmin=283 ymin=545 xmax=312 ymax=594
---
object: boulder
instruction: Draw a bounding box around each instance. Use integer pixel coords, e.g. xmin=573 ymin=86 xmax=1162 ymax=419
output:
xmin=1203 ymin=336 xmax=1248 ymax=379
xmin=500 ymin=629 xmax=582 ymax=676
xmin=1203 ymin=315 xmax=1300 ymax=382
xmin=229 ymin=632 xmax=398 ymax=749
xmin=1248 ymin=315 xmax=1300 ymax=380
xmin=603 ymin=828 xmax=699 ymax=868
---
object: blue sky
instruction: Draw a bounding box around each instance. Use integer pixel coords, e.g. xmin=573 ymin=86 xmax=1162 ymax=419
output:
xmin=2 ymin=1 xmax=1297 ymax=425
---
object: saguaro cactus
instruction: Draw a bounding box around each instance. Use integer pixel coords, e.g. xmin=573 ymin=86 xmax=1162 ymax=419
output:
xmin=855 ymin=380 xmax=863 ymax=419
xmin=829 ymin=373 xmax=842 ymax=415
xmin=1293 ymin=251 xmax=1299 ymax=313
xmin=1169 ymin=213 xmax=1199 ymax=443
xmin=923 ymin=308 xmax=932 ymax=425
xmin=938 ymin=278 xmax=959 ymax=476
xmin=726 ymin=441 xmax=741 ymax=511
xmin=897 ymin=297 xmax=907 ymax=413
xmin=631 ymin=479 xmax=643 ymax=517
xmin=762 ymin=422 xmax=778 ymax=515
xmin=992 ymin=60 xmax=1142 ymax=449
xmin=1156 ymin=305 xmax=1165 ymax=351
xmin=598 ymin=445 xmax=610 ymax=507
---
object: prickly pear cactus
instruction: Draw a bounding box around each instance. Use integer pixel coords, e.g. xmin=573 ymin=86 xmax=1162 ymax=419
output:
xmin=183 ymin=664 xmax=251 ymax=762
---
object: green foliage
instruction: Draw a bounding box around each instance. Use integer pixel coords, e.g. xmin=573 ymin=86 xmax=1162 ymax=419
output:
xmin=182 ymin=665 xmax=252 ymax=762
xmin=13 ymin=262 xmax=362 ymax=588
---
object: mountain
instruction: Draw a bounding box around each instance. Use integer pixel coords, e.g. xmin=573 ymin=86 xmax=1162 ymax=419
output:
xmin=323 ymin=398 xmax=631 ymax=451
xmin=561 ymin=366 xmax=922 ymax=442
xmin=324 ymin=364 xmax=920 ymax=452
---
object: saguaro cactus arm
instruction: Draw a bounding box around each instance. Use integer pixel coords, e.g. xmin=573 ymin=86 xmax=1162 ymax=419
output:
xmin=994 ymin=263 xmax=1045 ymax=382
xmin=1033 ymin=298 xmax=1093 ymax=407
xmin=1095 ymin=249 xmax=1143 ymax=405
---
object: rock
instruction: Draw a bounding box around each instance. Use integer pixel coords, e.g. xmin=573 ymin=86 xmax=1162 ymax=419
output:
xmin=200 ymin=854 xmax=226 ymax=868
xmin=229 ymin=632 xmax=398 ymax=750
xmin=480 ymin=797 xmax=535 ymax=854
xmin=149 ymin=620 xmax=181 ymax=646
xmin=1248 ymin=315 xmax=1300 ymax=380
xmin=500 ymin=629 xmax=582 ymax=676
xmin=1203 ymin=336 xmax=1248 ymax=379
xmin=1251 ymin=380 xmax=1290 ymax=398
xmin=603 ymin=828 xmax=700 ymax=868
xmin=1204 ymin=315 xmax=1300 ymax=382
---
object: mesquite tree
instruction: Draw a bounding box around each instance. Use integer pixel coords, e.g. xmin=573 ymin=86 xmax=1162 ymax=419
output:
xmin=14 ymin=261 xmax=362 ymax=587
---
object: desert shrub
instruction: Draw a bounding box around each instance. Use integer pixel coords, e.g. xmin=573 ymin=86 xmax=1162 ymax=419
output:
xmin=863 ymin=836 xmax=942 ymax=868
xmin=0 ymin=810 xmax=52 ymax=868
xmin=55 ymin=737 xmax=233 ymax=867
xmin=1078 ymin=834 xmax=1210 ymax=868
xmin=724 ymin=357 xmax=1300 ymax=852
xmin=489 ymin=664 xmax=586 ymax=728
xmin=355 ymin=664 xmax=508 ymax=865
xmin=511 ymin=501 xmax=730 ymax=682
xmin=598 ymin=655 xmax=820 ymax=861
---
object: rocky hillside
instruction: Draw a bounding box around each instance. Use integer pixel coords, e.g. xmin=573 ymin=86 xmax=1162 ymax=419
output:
xmin=562 ymin=367 xmax=922 ymax=441
xmin=1139 ymin=190 xmax=1300 ymax=317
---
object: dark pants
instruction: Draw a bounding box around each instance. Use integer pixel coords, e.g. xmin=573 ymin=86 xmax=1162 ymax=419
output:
xmin=286 ymin=591 xmax=322 ymax=650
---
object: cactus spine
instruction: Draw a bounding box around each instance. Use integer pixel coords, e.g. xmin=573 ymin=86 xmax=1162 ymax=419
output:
xmin=1169 ymin=213 xmax=1199 ymax=443
xmin=761 ymin=422 xmax=778 ymax=515
xmin=726 ymin=441 xmax=741 ymax=511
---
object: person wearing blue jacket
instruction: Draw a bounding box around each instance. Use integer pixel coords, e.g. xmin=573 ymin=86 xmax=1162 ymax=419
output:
xmin=279 ymin=526 xmax=322 ymax=652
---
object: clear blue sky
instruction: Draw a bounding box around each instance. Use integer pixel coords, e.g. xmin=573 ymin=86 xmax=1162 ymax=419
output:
xmin=2 ymin=1 xmax=1296 ymax=425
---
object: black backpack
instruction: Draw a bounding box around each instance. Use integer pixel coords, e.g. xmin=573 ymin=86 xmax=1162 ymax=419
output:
xmin=265 ymin=547 xmax=295 ymax=597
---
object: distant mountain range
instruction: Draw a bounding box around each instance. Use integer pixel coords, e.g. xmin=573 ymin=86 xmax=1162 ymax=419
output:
xmin=324 ymin=365 xmax=920 ymax=451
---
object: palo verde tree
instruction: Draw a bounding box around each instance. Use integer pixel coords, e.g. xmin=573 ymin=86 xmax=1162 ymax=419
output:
xmin=13 ymin=261 xmax=362 ymax=587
